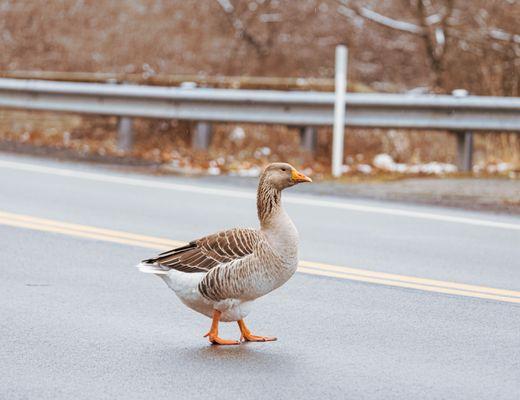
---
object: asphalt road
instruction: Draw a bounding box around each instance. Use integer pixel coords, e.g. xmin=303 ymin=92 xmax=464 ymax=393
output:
xmin=1 ymin=152 xmax=519 ymax=400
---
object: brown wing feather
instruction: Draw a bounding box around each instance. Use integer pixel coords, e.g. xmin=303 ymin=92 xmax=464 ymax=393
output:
xmin=141 ymin=228 xmax=259 ymax=273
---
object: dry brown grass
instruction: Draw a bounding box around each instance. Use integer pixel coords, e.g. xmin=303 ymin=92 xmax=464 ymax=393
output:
xmin=0 ymin=110 xmax=518 ymax=180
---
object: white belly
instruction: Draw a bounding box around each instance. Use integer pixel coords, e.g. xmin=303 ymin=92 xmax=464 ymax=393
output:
xmin=158 ymin=270 xmax=253 ymax=322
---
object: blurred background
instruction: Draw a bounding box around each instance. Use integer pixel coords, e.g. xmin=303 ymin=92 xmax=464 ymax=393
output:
xmin=0 ymin=0 xmax=518 ymax=178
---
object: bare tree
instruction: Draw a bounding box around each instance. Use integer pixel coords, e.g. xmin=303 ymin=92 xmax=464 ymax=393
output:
xmin=335 ymin=0 xmax=519 ymax=92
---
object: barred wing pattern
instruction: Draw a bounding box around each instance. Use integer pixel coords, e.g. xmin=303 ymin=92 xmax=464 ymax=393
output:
xmin=142 ymin=228 xmax=260 ymax=273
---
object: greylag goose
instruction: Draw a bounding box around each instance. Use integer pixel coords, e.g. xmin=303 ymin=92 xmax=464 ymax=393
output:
xmin=137 ymin=162 xmax=311 ymax=345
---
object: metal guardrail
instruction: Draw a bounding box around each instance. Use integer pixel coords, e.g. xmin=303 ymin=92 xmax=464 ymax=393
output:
xmin=0 ymin=78 xmax=518 ymax=131
xmin=0 ymin=76 xmax=518 ymax=174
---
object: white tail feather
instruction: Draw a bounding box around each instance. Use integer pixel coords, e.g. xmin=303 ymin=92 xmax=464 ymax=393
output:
xmin=137 ymin=262 xmax=169 ymax=275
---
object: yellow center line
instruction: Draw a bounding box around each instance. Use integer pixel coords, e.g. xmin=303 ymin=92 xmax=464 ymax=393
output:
xmin=298 ymin=261 xmax=520 ymax=299
xmin=297 ymin=268 xmax=520 ymax=304
xmin=0 ymin=211 xmax=184 ymax=248
xmin=1 ymin=210 xmax=519 ymax=304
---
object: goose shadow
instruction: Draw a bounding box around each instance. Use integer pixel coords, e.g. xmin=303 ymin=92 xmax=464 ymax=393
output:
xmin=153 ymin=342 xmax=299 ymax=373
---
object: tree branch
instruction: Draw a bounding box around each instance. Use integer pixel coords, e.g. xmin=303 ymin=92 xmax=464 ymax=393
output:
xmin=337 ymin=3 xmax=424 ymax=34
xmin=337 ymin=0 xmax=519 ymax=46
xmin=214 ymin=0 xmax=267 ymax=57
xmin=488 ymin=28 xmax=520 ymax=45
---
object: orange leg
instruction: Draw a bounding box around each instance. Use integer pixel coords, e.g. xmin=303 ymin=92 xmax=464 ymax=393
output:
xmin=203 ymin=310 xmax=240 ymax=345
xmin=237 ymin=319 xmax=277 ymax=343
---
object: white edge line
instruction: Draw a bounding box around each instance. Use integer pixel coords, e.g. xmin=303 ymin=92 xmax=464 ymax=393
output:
xmin=1 ymin=158 xmax=519 ymax=231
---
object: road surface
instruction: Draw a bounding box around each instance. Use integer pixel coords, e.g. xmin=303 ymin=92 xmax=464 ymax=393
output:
xmin=1 ymin=152 xmax=519 ymax=399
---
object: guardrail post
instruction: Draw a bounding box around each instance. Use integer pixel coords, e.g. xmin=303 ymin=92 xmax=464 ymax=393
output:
xmin=192 ymin=121 xmax=212 ymax=150
xmin=299 ymin=126 xmax=317 ymax=153
xmin=117 ymin=116 xmax=134 ymax=152
xmin=332 ymin=45 xmax=348 ymax=177
xmin=456 ymin=131 xmax=474 ymax=172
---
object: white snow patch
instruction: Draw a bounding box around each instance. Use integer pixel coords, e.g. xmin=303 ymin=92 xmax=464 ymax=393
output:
xmin=394 ymin=163 xmax=408 ymax=173
xmin=259 ymin=146 xmax=271 ymax=156
xmin=373 ymin=153 xmax=395 ymax=170
xmin=372 ymin=154 xmax=457 ymax=175
xmin=207 ymin=160 xmax=221 ymax=175
xmin=180 ymin=81 xmax=197 ymax=89
xmin=207 ymin=166 xmax=221 ymax=175
xmin=357 ymin=164 xmax=373 ymax=174
xmin=486 ymin=163 xmax=513 ymax=173
xmin=230 ymin=126 xmax=246 ymax=141
xmin=417 ymin=162 xmax=457 ymax=174
xmin=452 ymin=89 xmax=469 ymax=97
xmin=341 ymin=165 xmax=351 ymax=173
xmin=497 ymin=162 xmax=512 ymax=173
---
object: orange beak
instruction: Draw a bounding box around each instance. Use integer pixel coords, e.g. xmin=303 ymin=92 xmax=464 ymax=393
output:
xmin=291 ymin=168 xmax=312 ymax=183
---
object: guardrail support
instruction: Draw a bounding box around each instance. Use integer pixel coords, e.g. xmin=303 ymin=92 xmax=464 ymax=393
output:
xmin=332 ymin=45 xmax=348 ymax=177
xmin=299 ymin=126 xmax=317 ymax=153
xmin=456 ymin=131 xmax=474 ymax=172
xmin=117 ymin=116 xmax=134 ymax=152
xmin=192 ymin=121 xmax=212 ymax=150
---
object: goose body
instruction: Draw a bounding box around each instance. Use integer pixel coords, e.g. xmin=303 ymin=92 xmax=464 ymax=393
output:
xmin=138 ymin=163 xmax=311 ymax=344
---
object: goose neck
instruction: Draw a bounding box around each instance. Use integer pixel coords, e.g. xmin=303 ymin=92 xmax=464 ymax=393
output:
xmin=257 ymin=178 xmax=282 ymax=229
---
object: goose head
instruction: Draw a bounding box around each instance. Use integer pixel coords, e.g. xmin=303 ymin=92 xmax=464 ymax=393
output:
xmin=261 ymin=162 xmax=312 ymax=191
